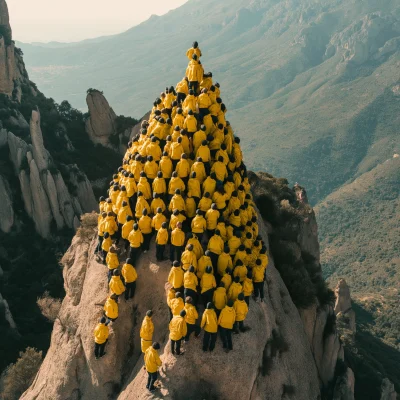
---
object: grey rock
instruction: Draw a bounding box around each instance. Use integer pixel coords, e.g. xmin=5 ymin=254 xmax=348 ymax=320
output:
xmin=380 ymin=378 xmax=397 ymax=400
xmin=333 ymin=367 xmax=355 ymax=400
xmin=0 ymin=174 xmax=14 ymax=232
xmin=7 ymin=131 xmax=28 ymax=172
xmin=53 ymin=172 xmax=77 ymax=229
xmin=30 ymin=110 xmax=51 ymax=172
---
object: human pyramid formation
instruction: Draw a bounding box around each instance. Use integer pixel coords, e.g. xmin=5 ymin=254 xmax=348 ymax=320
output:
xmin=92 ymin=42 xmax=269 ymax=392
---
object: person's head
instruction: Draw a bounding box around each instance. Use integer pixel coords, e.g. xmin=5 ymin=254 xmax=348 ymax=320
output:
xmin=219 ymin=282 xmax=225 ymax=288
xmin=186 ymin=296 xmax=193 ymax=304
xmin=238 ymin=292 xmax=245 ymax=301
xmin=177 ymin=222 xmax=183 ymax=229
xmin=100 ymin=317 xmax=107 ymax=324
xmin=175 ymin=292 xmax=183 ymax=299
xmin=256 ymin=259 xmax=262 ymax=266
xmin=146 ymin=310 xmax=153 ymax=318
xmin=193 ymin=41 xmax=198 ymax=48
xmin=205 ymin=266 xmax=213 ymax=274
xmin=175 ymin=188 xmax=181 ymax=196
xmin=137 ymin=191 xmax=143 ymax=197
xmin=172 ymin=171 xmax=178 ymax=178
xmin=204 ymin=192 xmax=210 ymax=198
xmin=147 ymin=155 xmax=153 ymax=162
xmin=110 ymin=293 xmax=118 ymax=301
xmin=187 ymin=244 xmax=194 ymax=251
xmin=234 ymin=276 xmax=240 ymax=283
xmin=142 ymin=208 xmax=148 ymax=216
xmin=226 ymin=267 xmax=232 ymax=275
xmin=173 ymin=209 xmax=179 ymax=216
xmin=189 ymin=265 xmax=195 ymax=273
xmin=191 ymin=171 xmax=196 ymax=179
xmin=177 ymin=107 xmax=183 ymax=115
xmin=161 ymin=222 xmax=167 ymax=229
xmin=177 ymin=137 xmax=182 ymax=143
xmin=173 ymin=260 xmax=180 ymax=268
xmin=210 ymin=172 xmax=217 ymax=181
xmin=215 ymin=229 xmax=220 ymax=236
xmin=181 ymin=153 xmax=188 ymax=160
xmin=236 ymin=259 xmax=243 ymax=267
xmin=201 ymin=139 xmax=207 ymax=146
xmin=197 ymin=157 xmax=203 ymax=163
xmin=238 ymin=244 xmax=245 ymax=252
xmin=180 ymin=309 xmax=187 ymax=318
xmin=205 ymin=250 xmax=211 ymax=257
xmin=113 ymin=269 xmax=120 ymax=276
xmin=211 ymin=203 xmax=217 ymax=210
xmin=206 ymin=302 xmax=213 ymax=310
xmin=189 ymin=89 xmax=194 ymax=96
xmin=152 ymin=342 xmax=160 ymax=350
xmin=133 ymin=223 xmax=139 ymax=231
xmin=247 ymin=270 xmax=253 ymax=279
xmin=104 ymin=232 xmax=110 ymax=239
xmin=126 ymin=215 xmax=133 ymax=222
xmin=234 ymin=209 xmax=240 ymax=216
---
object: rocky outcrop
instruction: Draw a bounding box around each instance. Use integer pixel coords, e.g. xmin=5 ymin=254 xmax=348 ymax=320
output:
xmin=0 ymin=174 xmax=14 ymax=232
xmin=30 ymin=110 xmax=51 ymax=172
xmin=380 ymin=378 xmax=397 ymax=400
xmin=333 ymin=367 xmax=355 ymax=400
xmin=334 ymin=279 xmax=356 ymax=334
xmin=85 ymin=90 xmax=117 ymax=147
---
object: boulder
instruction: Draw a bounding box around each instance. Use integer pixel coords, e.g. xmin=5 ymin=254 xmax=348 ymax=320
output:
xmin=85 ymin=90 xmax=117 ymax=147
xmin=69 ymin=168 xmax=98 ymax=213
xmin=0 ymin=174 xmax=14 ymax=232
xmin=19 ymin=169 xmax=33 ymax=218
xmin=334 ymin=279 xmax=356 ymax=334
xmin=380 ymin=378 xmax=397 ymax=400
xmin=41 ymin=170 xmax=64 ymax=230
xmin=53 ymin=172 xmax=77 ymax=229
xmin=333 ymin=367 xmax=355 ymax=400
xmin=7 ymin=131 xmax=28 ymax=172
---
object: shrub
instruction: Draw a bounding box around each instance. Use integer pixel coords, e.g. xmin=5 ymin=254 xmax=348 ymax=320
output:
xmin=36 ymin=291 xmax=62 ymax=322
xmin=1 ymin=347 xmax=42 ymax=400
xmin=77 ymin=212 xmax=98 ymax=243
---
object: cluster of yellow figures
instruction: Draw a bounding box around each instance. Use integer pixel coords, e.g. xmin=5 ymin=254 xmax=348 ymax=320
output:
xmin=92 ymin=42 xmax=269 ymax=393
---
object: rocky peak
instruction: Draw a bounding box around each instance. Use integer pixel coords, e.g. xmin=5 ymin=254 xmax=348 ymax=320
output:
xmin=334 ymin=279 xmax=356 ymax=334
xmin=0 ymin=0 xmax=11 ymax=42
xmin=85 ymin=89 xmax=117 ymax=147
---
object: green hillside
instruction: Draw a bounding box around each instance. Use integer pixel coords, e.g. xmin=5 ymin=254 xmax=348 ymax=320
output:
xmin=316 ymin=156 xmax=400 ymax=348
xmin=18 ymin=0 xmax=400 ymax=202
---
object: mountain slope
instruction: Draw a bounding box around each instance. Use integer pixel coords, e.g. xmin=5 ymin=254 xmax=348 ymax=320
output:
xmin=18 ymin=0 xmax=400 ymax=202
xmin=316 ymin=156 xmax=400 ymax=348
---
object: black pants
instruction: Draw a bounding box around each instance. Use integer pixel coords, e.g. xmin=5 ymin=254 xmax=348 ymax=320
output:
xmin=146 ymin=371 xmax=158 ymax=390
xmin=125 ymin=281 xmax=136 ymax=300
xmin=204 ymin=161 xmax=211 ymax=175
xmin=219 ymin=327 xmax=233 ymax=350
xmin=202 ymin=289 xmax=214 ymax=307
xmin=129 ymin=247 xmax=140 ymax=263
xmin=94 ymin=341 xmax=107 ymax=358
xmin=234 ymin=321 xmax=245 ymax=333
xmin=95 ymin=236 xmax=103 ymax=253
xmin=102 ymin=250 xmax=107 ymax=263
xmin=254 ymin=282 xmax=265 ymax=299
xmin=185 ymin=323 xmax=201 ymax=341
xmin=156 ymin=244 xmax=165 ymax=261
xmin=245 ymin=296 xmax=250 ymax=306
xmin=170 ymin=245 xmax=183 ymax=262
xmin=208 ymin=252 xmax=219 ymax=270
xmin=198 ymin=108 xmax=210 ymax=120
xmin=177 ymin=92 xmax=186 ymax=104
xmin=171 ymin=339 xmax=182 ymax=355
xmin=142 ymin=233 xmax=152 ymax=251
xmin=189 ymin=81 xmax=199 ymax=94
xmin=193 ymin=232 xmax=203 ymax=244
xmin=203 ymin=331 xmax=217 ymax=352
xmin=184 ymin=288 xmax=197 ymax=304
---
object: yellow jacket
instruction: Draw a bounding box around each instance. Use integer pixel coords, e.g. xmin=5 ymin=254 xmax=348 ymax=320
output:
xmin=182 ymin=94 xmax=197 ymax=114
xmin=227 ymin=197 xmax=241 ymax=214
xmin=169 ymin=315 xmax=187 ymax=340
xmin=159 ymin=156 xmax=173 ymax=178
xmin=184 ymin=115 xmax=198 ymax=133
xmin=213 ymin=287 xmax=227 ymax=310
xmin=187 ymin=236 xmax=203 ymax=260
xmin=242 ymin=277 xmax=254 ymax=296
xmin=109 ymin=276 xmax=126 ymax=296
xmin=208 ymin=235 xmax=224 ymax=255
xmin=156 ymin=227 xmax=169 ymax=245
xmin=205 ymin=209 xmax=220 ymax=230
xmin=138 ymin=215 xmax=152 ymax=234
xmin=191 ymin=162 xmax=206 ymax=183
xmin=221 ymin=273 xmax=232 ymax=290
xmin=140 ymin=316 xmax=154 ymax=341
xmin=196 ymin=145 xmax=211 ymax=163
xmin=176 ymin=78 xmax=189 ymax=95
xmin=234 ymin=299 xmax=249 ymax=321
xmin=146 ymin=143 xmax=162 ymax=162
xmin=216 ymin=222 xmax=227 ymax=242
xmin=104 ymin=216 xmax=118 ymax=236
xmin=128 ymin=229 xmax=144 ymax=248
xmin=203 ymin=177 xmax=216 ymax=197
xmin=252 ymin=265 xmax=266 ymax=283
xmin=228 ymin=282 xmax=243 ymax=302
xmin=184 ymin=303 xmax=199 ymax=325
xmin=169 ymin=195 xmax=186 ymax=212
xmin=197 ymin=255 xmax=212 ymax=279
xmin=135 ymin=197 xmax=150 ymax=218
xmin=104 ymin=297 xmax=118 ymax=319
xmin=106 ymin=252 xmax=119 ymax=270
xmin=211 ymin=161 xmax=228 ymax=182
xmin=193 ymin=130 xmax=207 ymax=153
xmin=171 ymin=142 xmax=184 ymax=160
xmin=201 ymin=309 xmax=218 ymax=333
xmin=173 ymin=113 xmax=185 ymax=129
xmin=94 ymin=323 xmax=109 ymax=344
xmin=171 ymin=228 xmax=185 ymax=247
xmin=198 ymin=196 xmax=212 ymax=212
xmin=168 ymin=177 xmax=185 ymax=195
xmin=169 ymin=297 xmax=185 ymax=316
xmin=152 ymin=177 xmax=167 ymax=195
xmin=176 ymin=159 xmax=191 ymax=178
xmin=137 ymin=178 xmax=151 ymax=200
xmin=217 ymin=253 xmax=233 ymax=276
xmin=259 ymin=254 xmax=269 ymax=269
xmin=218 ymin=306 xmax=236 ymax=329
xmin=186 ymin=47 xmax=202 ymax=60
xmin=198 ymin=93 xmax=211 ymax=109
xmin=200 ymin=76 xmax=212 ymax=91
xmin=228 ymin=236 xmax=241 ymax=255
xmin=151 ymin=198 xmax=166 ymax=215
xmin=121 ymin=262 xmax=137 ymax=283
xmin=186 ymin=197 xmax=197 ymax=218
xmin=144 ymin=347 xmax=162 ymax=373
xmin=186 ymin=60 xmax=203 ymax=82
xmin=102 ymin=236 xmax=112 ymax=252
xmin=122 ymin=219 xmax=134 ymax=240
xmin=168 ymin=266 xmax=184 ymax=289
xmin=200 ymin=272 xmax=216 ymax=293
xmin=184 ymin=270 xmax=198 ymax=291
xmin=181 ymin=250 xmax=198 ymax=271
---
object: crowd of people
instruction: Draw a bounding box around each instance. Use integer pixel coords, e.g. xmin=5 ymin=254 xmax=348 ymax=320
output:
xmin=92 ymin=42 xmax=269 ymax=393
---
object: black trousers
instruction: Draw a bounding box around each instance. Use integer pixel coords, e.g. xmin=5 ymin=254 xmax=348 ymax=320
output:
xmin=95 ymin=236 xmax=103 ymax=253
xmin=170 ymin=245 xmax=183 ymax=262
xmin=245 ymin=296 xmax=250 ymax=306
xmin=254 ymin=282 xmax=265 ymax=299
xmin=234 ymin=321 xmax=245 ymax=333
xmin=203 ymin=331 xmax=217 ymax=351
xmin=184 ymin=288 xmax=197 ymax=304
xmin=198 ymin=108 xmax=210 ymax=120
xmin=202 ymin=289 xmax=214 ymax=307
xmin=107 ymin=269 xmax=114 ymax=283
xmin=94 ymin=341 xmax=107 ymax=358
xmin=177 ymin=92 xmax=186 ymax=104
xmin=208 ymin=251 xmax=219 ymax=270
xmin=129 ymin=247 xmax=140 ymax=263
xmin=142 ymin=233 xmax=152 ymax=251
xmin=156 ymin=244 xmax=165 ymax=261
xmin=185 ymin=323 xmax=201 ymax=341
xmin=189 ymin=81 xmax=199 ymax=94
xmin=219 ymin=327 xmax=233 ymax=350
xmin=146 ymin=371 xmax=158 ymax=390
xmin=171 ymin=339 xmax=182 ymax=355
xmin=125 ymin=281 xmax=136 ymax=300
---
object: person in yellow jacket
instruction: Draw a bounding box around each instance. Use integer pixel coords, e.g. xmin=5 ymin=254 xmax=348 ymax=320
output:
xmin=176 ymin=78 xmax=189 ymax=104
xmin=242 ymin=270 xmax=254 ymax=306
xmin=168 ymin=172 xmax=186 ymax=198
xmin=201 ymin=266 xmax=216 ymax=305
xmin=200 ymin=71 xmax=213 ymax=91
xmin=104 ymin=212 xmax=118 ymax=237
xmin=234 ymin=292 xmax=249 ymax=333
xmin=106 ymin=246 xmax=119 ymax=282
xmin=159 ymin=152 xmax=173 ymax=181
xmin=201 ymin=302 xmax=218 ymax=352
xmin=218 ymin=300 xmax=236 ymax=351
xmin=197 ymin=250 xmax=213 ymax=280
xmin=168 ymin=260 xmax=184 ymax=292
xmin=104 ymin=293 xmax=118 ymax=322
xmin=173 ymin=108 xmax=185 ymax=130
xmin=211 ymin=156 xmax=228 ymax=183
xmin=168 ymin=292 xmax=185 ymax=317
xmin=187 ymin=232 xmax=203 ymax=260
xmin=207 ymin=230 xmax=224 ymax=268
xmin=198 ymin=192 xmax=212 ymax=213
xmin=221 ymin=268 xmax=232 ymax=290
xmin=169 ymin=189 xmax=186 ymax=213
xmin=216 ymin=217 xmax=227 ymax=242
xmin=169 ymin=309 xmax=187 ymax=355
xmin=101 ymin=232 xmax=112 ymax=264
xmin=203 ymin=173 xmax=217 ymax=197
xmin=193 ymin=125 xmax=207 ymax=155
xmin=151 ymin=193 xmax=166 ymax=215
xmin=121 ymin=215 xmax=134 ymax=251
xmin=179 ymin=129 xmax=191 ymax=154
xmin=185 ymin=192 xmax=197 ymax=219
xmin=184 ymin=296 xmax=201 ymax=341
xmin=253 ymin=259 xmax=266 ymax=302
xmin=196 ymin=140 xmax=211 ymax=172
xmin=186 ymin=41 xmax=202 ymax=60
xmin=135 ymin=192 xmax=150 ymax=219
xmin=205 ymin=204 xmax=220 ymax=235
xmin=217 ymin=246 xmax=233 ymax=278
xmin=186 ymin=54 xmax=203 ymax=94
xmin=152 ymin=171 xmax=167 ymax=197
xmin=140 ymin=310 xmax=154 ymax=353
xmin=183 ymin=266 xmax=198 ymax=304
xmin=233 ymin=259 xmax=248 ymax=283
xmin=187 ymin=173 xmax=201 ymax=206
xmin=183 ymin=110 xmax=198 ymax=137
xmin=171 ymin=137 xmax=185 ymax=169
xmin=197 ymin=88 xmax=211 ymax=119
xmin=128 ymin=223 xmax=143 ymax=263
xmin=216 ymin=143 xmax=229 ymax=166
xmin=121 ymin=258 xmax=138 ymax=300
xmin=191 ymin=157 xmax=207 ymax=184
xmin=138 ymin=208 xmax=153 ymax=253
xmin=137 ymin=173 xmax=152 ymax=201
xmin=181 ymin=244 xmax=198 ymax=272
xmin=228 ymin=276 xmax=243 ymax=302
xmin=109 ymin=269 xmax=126 ymax=296
xmin=213 ymin=282 xmax=227 ymax=317
xmin=182 ymin=89 xmax=197 ymax=115
xmin=146 ymin=138 xmax=162 ymax=162
xmin=170 ymin=222 xmax=185 ymax=261
xmin=117 ymin=201 xmax=132 ymax=227
xmin=144 ymin=342 xmax=162 ymax=392
xmin=228 ymin=231 xmax=242 ymax=256
xmin=176 ymin=153 xmax=191 ymax=185
xmin=96 ymin=211 xmax=107 ymax=255
xmin=93 ymin=317 xmax=109 ymax=359
xmin=155 ymin=221 xmax=168 ymax=261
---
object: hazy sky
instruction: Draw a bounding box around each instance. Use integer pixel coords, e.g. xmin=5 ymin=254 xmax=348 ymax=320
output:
xmin=8 ymin=0 xmax=188 ymax=43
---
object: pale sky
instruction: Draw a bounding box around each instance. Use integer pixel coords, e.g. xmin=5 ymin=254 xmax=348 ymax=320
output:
xmin=7 ymin=0 xmax=188 ymax=43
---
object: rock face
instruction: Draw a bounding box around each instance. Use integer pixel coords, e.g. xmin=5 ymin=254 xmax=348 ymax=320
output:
xmin=85 ymin=90 xmax=117 ymax=147
xmin=22 ymin=209 xmax=322 ymax=400
xmin=333 ymin=367 xmax=355 ymax=400
xmin=380 ymin=378 xmax=397 ymax=400
xmin=0 ymin=174 xmax=14 ymax=232
xmin=334 ymin=279 xmax=356 ymax=334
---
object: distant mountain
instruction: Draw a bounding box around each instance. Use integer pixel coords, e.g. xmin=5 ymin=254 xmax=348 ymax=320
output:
xmin=316 ymin=155 xmax=400 ymax=349
xmin=19 ymin=0 xmax=400 ymax=202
